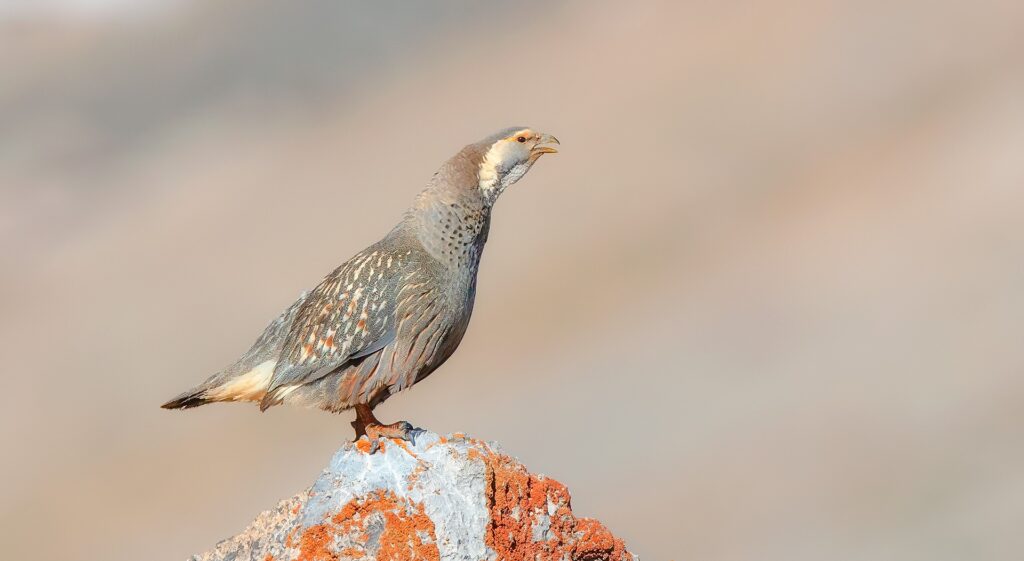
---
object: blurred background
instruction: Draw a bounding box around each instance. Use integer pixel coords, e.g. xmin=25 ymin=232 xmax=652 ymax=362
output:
xmin=2 ymin=1 xmax=1023 ymax=560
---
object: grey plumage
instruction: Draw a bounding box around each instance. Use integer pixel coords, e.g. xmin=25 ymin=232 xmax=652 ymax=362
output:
xmin=162 ymin=127 xmax=558 ymax=429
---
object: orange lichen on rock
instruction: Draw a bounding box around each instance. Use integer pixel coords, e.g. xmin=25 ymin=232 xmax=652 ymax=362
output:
xmin=285 ymin=527 xmax=299 ymax=548
xmin=338 ymin=546 xmax=364 ymax=559
xmin=572 ymin=518 xmax=630 ymax=560
xmin=388 ymin=437 xmax=416 ymax=457
xmin=481 ymin=450 xmax=630 ymax=561
xmin=295 ymin=523 xmax=337 ymax=561
xmin=405 ymin=458 xmax=429 ymax=492
xmin=293 ymin=490 xmax=439 ymax=561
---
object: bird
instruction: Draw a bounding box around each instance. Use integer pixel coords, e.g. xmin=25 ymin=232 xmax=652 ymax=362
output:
xmin=162 ymin=127 xmax=559 ymax=448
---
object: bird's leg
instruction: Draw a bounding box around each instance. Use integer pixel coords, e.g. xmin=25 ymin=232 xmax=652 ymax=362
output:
xmin=352 ymin=404 xmax=417 ymax=452
xmin=351 ymin=404 xmax=379 ymax=440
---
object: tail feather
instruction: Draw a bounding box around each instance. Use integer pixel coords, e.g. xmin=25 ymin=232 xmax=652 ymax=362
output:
xmin=157 ymin=391 xmax=207 ymax=407
xmin=161 ymin=359 xmax=278 ymax=410
xmin=161 ymin=388 xmax=211 ymax=410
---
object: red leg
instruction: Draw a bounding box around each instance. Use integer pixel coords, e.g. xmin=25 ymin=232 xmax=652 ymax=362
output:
xmin=351 ymin=403 xmax=417 ymax=453
xmin=350 ymin=404 xmax=379 ymax=439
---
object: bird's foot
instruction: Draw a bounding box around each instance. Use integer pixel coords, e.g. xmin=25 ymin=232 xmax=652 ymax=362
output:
xmin=363 ymin=421 xmax=422 ymax=453
xmin=351 ymin=404 xmax=423 ymax=453
xmin=366 ymin=420 xmax=414 ymax=441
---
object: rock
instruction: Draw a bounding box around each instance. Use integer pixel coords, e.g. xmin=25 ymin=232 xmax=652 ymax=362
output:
xmin=190 ymin=431 xmax=635 ymax=561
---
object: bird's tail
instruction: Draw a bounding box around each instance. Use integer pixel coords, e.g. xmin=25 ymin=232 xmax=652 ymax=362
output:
xmin=160 ymin=359 xmax=277 ymax=410
xmin=160 ymin=388 xmax=212 ymax=410
xmin=160 ymin=369 xmax=229 ymax=410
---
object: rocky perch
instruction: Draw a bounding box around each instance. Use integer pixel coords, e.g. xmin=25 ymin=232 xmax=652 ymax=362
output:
xmin=191 ymin=431 xmax=635 ymax=561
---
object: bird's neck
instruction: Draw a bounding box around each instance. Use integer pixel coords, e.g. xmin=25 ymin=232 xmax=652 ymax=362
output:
xmin=407 ymin=188 xmax=492 ymax=271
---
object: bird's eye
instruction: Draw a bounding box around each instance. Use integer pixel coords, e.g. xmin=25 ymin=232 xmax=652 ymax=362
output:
xmin=517 ymin=136 xmax=527 ymax=143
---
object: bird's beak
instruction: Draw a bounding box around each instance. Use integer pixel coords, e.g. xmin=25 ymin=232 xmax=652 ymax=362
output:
xmin=531 ymin=133 xmax=560 ymax=156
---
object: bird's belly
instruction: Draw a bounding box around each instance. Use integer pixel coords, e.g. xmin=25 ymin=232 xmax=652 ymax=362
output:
xmin=383 ymin=286 xmax=475 ymax=393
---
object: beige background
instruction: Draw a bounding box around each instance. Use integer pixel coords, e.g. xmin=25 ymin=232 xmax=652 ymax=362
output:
xmin=2 ymin=1 xmax=1024 ymax=560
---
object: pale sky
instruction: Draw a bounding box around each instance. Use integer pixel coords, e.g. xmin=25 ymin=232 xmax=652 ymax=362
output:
xmin=0 ymin=0 xmax=182 ymax=20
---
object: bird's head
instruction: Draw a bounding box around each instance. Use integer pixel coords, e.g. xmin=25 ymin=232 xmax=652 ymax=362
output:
xmin=474 ymin=127 xmax=559 ymax=203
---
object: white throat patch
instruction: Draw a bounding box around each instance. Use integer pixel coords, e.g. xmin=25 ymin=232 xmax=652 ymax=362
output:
xmin=477 ymin=140 xmax=519 ymax=201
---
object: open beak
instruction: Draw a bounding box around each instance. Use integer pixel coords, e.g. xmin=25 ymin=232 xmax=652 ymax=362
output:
xmin=531 ymin=133 xmax=560 ymax=156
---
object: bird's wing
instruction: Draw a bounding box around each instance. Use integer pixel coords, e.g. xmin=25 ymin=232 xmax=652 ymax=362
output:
xmin=263 ymin=249 xmax=405 ymax=405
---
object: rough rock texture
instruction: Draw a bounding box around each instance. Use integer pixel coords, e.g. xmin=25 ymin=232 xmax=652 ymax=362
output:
xmin=191 ymin=432 xmax=634 ymax=561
